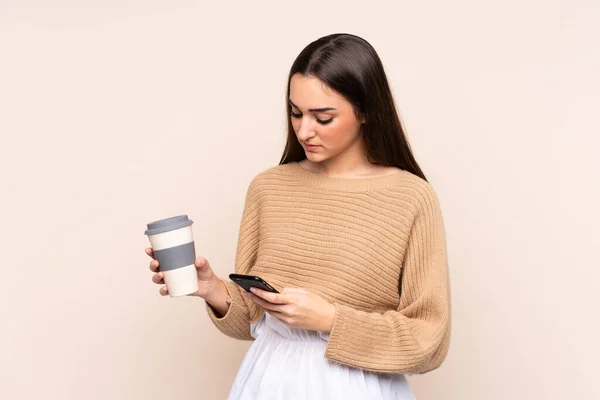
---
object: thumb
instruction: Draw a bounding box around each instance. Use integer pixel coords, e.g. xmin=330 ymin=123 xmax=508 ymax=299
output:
xmin=195 ymin=257 xmax=209 ymax=269
xmin=194 ymin=257 xmax=214 ymax=281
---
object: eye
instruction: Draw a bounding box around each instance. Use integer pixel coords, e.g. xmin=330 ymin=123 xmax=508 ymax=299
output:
xmin=289 ymin=111 xmax=333 ymax=125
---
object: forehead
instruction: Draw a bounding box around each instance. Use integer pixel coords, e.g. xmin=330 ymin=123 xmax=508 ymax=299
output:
xmin=289 ymin=74 xmax=346 ymax=108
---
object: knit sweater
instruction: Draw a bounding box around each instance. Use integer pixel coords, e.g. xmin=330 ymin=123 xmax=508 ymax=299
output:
xmin=205 ymin=161 xmax=451 ymax=374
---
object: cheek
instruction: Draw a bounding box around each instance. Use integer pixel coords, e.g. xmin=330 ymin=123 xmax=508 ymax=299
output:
xmin=320 ymin=122 xmax=355 ymax=146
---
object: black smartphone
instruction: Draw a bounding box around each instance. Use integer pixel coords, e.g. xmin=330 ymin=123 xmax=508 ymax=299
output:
xmin=229 ymin=273 xmax=279 ymax=293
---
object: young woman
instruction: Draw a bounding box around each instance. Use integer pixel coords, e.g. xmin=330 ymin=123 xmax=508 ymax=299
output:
xmin=147 ymin=33 xmax=451 ymax=399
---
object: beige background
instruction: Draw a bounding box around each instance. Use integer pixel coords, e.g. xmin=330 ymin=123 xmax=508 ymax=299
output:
xmin=1 ymin=1 xmax=599 ymax=399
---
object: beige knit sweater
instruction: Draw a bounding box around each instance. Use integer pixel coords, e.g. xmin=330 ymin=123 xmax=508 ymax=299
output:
xmin=205 ymin=161 xmax=451 ymax=374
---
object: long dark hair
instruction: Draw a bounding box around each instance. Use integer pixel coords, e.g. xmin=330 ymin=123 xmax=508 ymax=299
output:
xmin=279 ymin=33 xmax=427 ymax=182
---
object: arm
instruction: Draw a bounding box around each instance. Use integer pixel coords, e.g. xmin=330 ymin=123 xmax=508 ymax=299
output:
xmin=204 ymin=177 xmax=262 ymax=340
xmin=203 ymin=277 xmax=230 ymax=317
xmin=324 ymin=184 xmax=451 ymax=374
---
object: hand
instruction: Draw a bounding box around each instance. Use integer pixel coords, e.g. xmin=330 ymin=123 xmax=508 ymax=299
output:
xmin=146 ymin=247 xmax=222 ymax=299
xmin=241 ymin=287 xmax=336 ymax=333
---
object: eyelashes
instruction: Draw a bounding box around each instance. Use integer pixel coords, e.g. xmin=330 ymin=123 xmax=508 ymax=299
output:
xmin=290 ymin=111 xmax=333 ymax=125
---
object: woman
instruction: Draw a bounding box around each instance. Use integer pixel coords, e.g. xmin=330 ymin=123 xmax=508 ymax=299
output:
xmin=147 ymin=33 xmax=451 ymax=399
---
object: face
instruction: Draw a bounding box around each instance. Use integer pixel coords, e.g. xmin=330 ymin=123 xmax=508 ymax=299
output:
xmin=288 ymin=73 xmax=365 ymax=162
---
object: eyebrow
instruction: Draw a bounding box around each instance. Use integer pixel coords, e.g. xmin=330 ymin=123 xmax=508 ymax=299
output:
xmin=288 ymin=98 xmax=337 ymax=112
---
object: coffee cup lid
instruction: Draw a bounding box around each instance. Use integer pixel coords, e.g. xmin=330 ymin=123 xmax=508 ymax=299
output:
xmin=144 ymin=215 xmax=193 ymax=236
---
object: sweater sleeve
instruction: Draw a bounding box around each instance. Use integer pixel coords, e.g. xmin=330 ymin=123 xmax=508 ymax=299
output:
xmin=324 ymin=184 xmax=451 ymax=374
xmin=205 ymin=177 xmax=262 ymax=340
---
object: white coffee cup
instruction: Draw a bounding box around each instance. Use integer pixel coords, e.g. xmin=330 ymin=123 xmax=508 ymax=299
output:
xmin=144 ymin=215 xmax=199 ymax=297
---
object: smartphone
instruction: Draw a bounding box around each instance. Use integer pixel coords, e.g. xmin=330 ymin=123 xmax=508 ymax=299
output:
xmin=229 ymin=273 xmax=279 ymax=293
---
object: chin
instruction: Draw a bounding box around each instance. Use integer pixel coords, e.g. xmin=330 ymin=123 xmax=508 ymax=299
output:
xmin=305 ymin=151 xmax=327 ymax=162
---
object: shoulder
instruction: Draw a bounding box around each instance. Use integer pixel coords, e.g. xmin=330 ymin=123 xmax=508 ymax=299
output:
xmin=244 ymin=163 xmax=294 ymax=197
xmin=248 ymin=163 xmax=296 ymax=188
xmin=392 ymin=170 xmax=442 ymax=214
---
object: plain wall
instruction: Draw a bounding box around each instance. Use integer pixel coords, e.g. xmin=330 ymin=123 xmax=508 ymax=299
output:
xmin=1 ymin=1 xmax=598 ymax=399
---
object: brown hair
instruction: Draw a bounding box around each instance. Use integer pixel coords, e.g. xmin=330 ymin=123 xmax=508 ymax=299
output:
xmin=279 ymin=33 xmax=427 ymax=182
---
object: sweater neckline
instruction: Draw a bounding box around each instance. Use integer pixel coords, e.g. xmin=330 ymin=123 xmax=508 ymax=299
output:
xmin=286 ymin=161 xmax=407 ymax=192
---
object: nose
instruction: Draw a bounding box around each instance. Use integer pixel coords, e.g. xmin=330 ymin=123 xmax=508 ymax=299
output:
xmin=295 ymin=116 xmax=317 ymax=142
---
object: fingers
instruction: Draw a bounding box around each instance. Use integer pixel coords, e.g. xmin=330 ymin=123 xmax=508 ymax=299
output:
xmin=145 ymin=247 xmax=155 ymax=260
xmin=265 ymin=309 xmax=289 ymax=323
xmin=242 ymin=291 xmax=284 ymax=311
xmin=146 ymin=247 xmax=167 ymax=296
xmin=281 ymin=287 xmax=305 ymax=294
xmin=149 ymin=259 xmax=159 ymax=273
xmin=249 ymin=288 xmax=287 ymax=304
xmin=152 ymin=272 xmax=164 ymax=284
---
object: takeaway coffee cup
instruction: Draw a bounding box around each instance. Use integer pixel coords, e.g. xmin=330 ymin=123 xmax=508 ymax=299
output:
xmin=144 ymin=215 xmax=199 ymax=297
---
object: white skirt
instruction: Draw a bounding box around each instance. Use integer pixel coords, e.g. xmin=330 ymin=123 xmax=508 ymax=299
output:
xmin=226 ymin=312 xmax=416 ymax=400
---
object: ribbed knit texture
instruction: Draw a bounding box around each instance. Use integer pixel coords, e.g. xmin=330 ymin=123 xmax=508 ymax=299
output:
xmin=205 ymin=162 xmax=451 ymax=374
